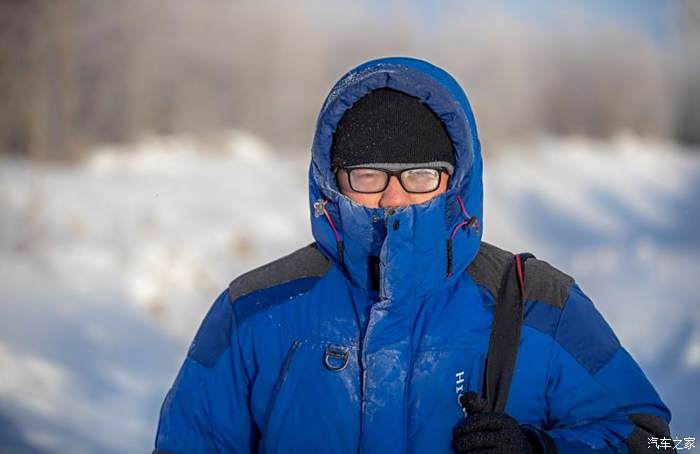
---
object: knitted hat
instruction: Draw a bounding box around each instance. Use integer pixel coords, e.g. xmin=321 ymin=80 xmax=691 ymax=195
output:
xmin=331 ymin=88 xmax=455 ymax=173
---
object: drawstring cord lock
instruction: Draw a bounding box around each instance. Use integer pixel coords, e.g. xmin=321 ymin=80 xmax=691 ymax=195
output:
xmin=313 ymin=199 xmax=327 ymax=218
xmin=447 ymin=195 xmax=480 ymax=277
xmin=466 ymin=216 xmax=479 ymax=237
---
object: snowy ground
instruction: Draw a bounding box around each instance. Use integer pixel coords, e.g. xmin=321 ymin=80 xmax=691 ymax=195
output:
xmin=1 ymin=132 xmax=698 ymax=452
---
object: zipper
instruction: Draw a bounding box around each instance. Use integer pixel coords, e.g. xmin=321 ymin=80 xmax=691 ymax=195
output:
xmin=263 ymin=340 xmax=302 ymax=436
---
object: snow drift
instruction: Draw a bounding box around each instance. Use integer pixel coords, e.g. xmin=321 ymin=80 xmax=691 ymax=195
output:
xmin=0 ymin=131 xmax=697 ymax=452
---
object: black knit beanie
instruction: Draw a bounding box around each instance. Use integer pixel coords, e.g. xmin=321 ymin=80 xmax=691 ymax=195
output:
xmin=331 ymin=88 xmax=455 ymax=171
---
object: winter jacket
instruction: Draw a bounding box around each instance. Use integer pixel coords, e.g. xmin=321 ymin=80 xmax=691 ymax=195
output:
xmin=154 ymin=57 xmax=672 ymax=453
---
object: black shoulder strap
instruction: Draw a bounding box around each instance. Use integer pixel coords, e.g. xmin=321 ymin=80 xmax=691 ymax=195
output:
xmin=484 ymin=252 xmax=534 ymax=413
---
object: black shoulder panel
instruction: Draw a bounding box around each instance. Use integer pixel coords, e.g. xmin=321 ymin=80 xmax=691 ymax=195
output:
xmin=523 ymin=257 xmax=575 ymax=308
xmin=228 ymin=242 xmax=331 ymax=303
xmin=467 ymin=242 xmax=575 ymax=308
xmin=466 ymin=242 xmax=513 ymax=300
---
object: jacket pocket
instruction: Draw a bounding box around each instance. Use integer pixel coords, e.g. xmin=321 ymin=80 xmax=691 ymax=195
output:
xmin=260 ymin=340 xmax=361 ymax=453
xmin=262 ymin=340 xmax=302 ymax=438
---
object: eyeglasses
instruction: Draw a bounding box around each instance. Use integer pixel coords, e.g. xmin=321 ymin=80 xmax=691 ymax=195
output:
xmin=337 ymin=167 xmax=446 ymax=194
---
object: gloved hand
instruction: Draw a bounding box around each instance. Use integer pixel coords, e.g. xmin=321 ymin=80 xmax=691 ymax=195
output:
xmin=452 ymin=391 xmax=537 ymax=454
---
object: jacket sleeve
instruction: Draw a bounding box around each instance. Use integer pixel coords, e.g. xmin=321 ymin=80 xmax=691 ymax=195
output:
xmin=154 ymin=289 xmax=257 ymax=453
xmin=531 ymin=284 xmax=672 ymax=453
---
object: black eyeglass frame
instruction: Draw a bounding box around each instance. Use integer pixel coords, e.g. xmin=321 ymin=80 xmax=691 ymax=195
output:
xmin=335 ymin=166 xmax=448 ymax=194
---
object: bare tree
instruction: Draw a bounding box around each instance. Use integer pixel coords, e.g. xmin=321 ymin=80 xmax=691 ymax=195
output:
xmin=0 ymin=0 xmax=696 ymax=161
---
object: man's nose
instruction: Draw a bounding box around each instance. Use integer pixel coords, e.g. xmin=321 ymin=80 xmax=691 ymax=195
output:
xmin=379 ymin=176 xmax=411 ymax=208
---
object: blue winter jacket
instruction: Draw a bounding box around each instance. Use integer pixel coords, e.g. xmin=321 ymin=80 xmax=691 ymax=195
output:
xmin=154 ymin=58 xmax=672 ymax=453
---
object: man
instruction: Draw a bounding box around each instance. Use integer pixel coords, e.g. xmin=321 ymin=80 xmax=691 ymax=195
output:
xmin=154 ymin=57 xmax=672 ymax=453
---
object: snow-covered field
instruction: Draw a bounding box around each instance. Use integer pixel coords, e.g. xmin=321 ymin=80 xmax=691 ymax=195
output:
xmin=1 ymin=132 xmax=698 ymax=452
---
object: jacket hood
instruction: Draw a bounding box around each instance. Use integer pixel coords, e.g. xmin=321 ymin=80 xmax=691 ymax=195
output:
xmin=309 ymin=57 xmax=483 ymax=299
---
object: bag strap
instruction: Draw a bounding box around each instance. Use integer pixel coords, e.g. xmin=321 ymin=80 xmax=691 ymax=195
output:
xmin=484 ymin=252 xmax=535 ymax=413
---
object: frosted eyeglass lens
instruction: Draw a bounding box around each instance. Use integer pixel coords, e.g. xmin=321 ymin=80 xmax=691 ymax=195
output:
xmin=401 ymin=168 xmax=440 ymax=192
xmin=349 ymin=169 xmax=389 ymax=192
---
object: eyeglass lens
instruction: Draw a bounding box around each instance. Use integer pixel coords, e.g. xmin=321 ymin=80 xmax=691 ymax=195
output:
xmin=348 ymin=168 xmax=440 ymax=193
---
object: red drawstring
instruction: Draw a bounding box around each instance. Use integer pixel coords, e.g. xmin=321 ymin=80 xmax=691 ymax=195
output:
xmin=315 ymin=199 xmax=344 ymax=263
xmin=447 ymin=196 xmax=480 ymax=278
xmin=450 ymin=195 xmax=479 ymax=241
xmin=449 ymin=220 xmax=471 ymax=241
xmin=456 ymin=194 xmax=469 ymax=218
xmin=515 ymin=254 xmax=525 ymax=301
xmin=457 ymin=195 xmax=479 ymax=232
xmin=320 ymin=201 xmax=341 ymax=244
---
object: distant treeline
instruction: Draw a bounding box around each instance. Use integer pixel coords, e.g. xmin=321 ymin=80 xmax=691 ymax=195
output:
xmin=1 ymin=0 xmax=699 ymax=160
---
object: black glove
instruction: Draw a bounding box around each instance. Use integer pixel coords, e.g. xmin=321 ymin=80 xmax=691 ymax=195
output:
xmin=452 ymin=391 xmax=539 ymax=454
